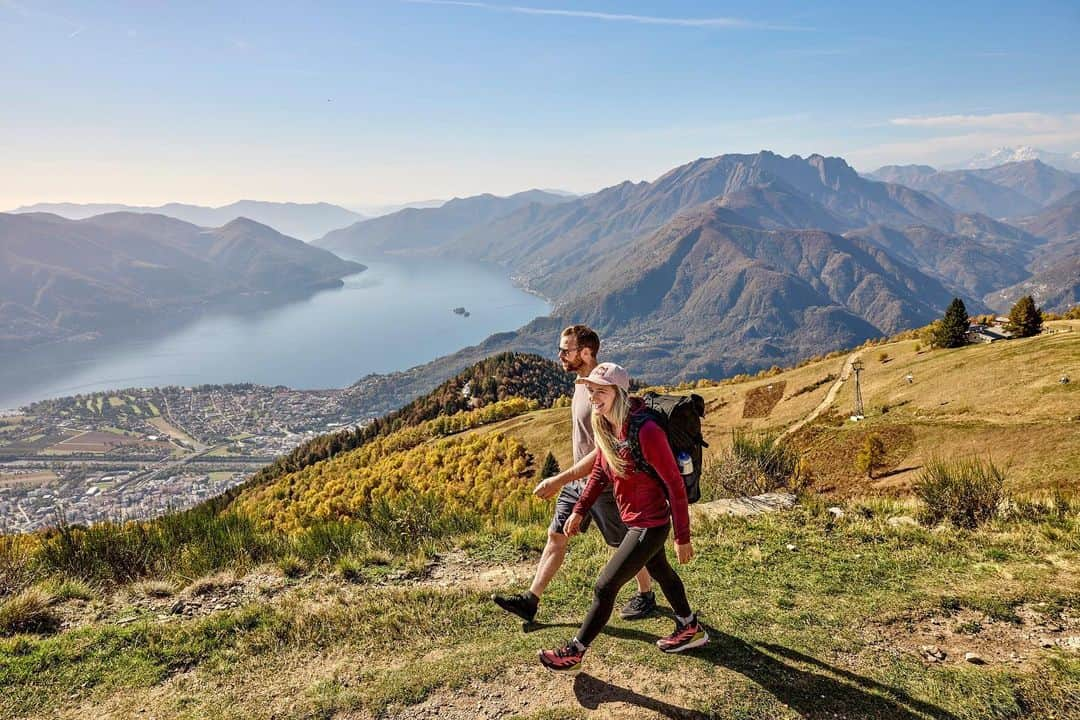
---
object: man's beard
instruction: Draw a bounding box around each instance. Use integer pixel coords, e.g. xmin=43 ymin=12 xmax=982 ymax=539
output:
xmin=563 ymin=357 xmax=583 ymax=373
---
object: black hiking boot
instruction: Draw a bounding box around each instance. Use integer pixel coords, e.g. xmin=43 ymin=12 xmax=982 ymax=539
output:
xmin=619 ymin=590 xmax=657 ymax=620
xmin=492 ymin=591 xmax=538 ymax=623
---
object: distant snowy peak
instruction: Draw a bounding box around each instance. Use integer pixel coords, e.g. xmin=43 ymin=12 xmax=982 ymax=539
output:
xmin=951 ymin=147 xmax=1080 ymax=173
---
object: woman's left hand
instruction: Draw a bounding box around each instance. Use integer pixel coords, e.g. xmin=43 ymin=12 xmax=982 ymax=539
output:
xmin=675 ymin=541 xmax=694 ymax=564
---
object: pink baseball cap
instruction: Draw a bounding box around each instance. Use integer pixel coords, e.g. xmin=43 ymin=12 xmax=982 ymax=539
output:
xmin=575 ymin=362 xmax=630 ymax=391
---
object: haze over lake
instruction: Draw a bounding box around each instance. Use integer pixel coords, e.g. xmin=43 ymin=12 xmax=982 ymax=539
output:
xmin=0 ymin=257 xmax=550 ymax=409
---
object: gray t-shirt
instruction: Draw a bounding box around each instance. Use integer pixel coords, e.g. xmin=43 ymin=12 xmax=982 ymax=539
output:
xmin=571 ymin=381 xmax=595 ymax=463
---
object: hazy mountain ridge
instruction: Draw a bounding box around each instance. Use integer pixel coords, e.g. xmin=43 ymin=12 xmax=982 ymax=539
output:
xmin=315 ymin=189 xmax=572 ymax=257
xmin=10 ymin=200 xmax=364 ymax=242
xmin=949 ymin=146 xmax=1080 ymax=173
xmin=444 ymin=152 xmax=977 ymax=303
xmin=1016 ymin=190 xmax=1080 ymax=244
xmin=0 ymin=212 xmax=364 ymax=352
xmin=866 ymin=165 xmax=1042 ymax=217
xmin=967 ymin=161 xmax=1080 ymax=207
xmin=843 ymin=224 xmax=1031 ymax=298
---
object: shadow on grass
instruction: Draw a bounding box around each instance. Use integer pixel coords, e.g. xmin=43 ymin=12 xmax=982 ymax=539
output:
xmin=533 ymin=622 xmax=958 ymax=719
xmin=877 ymin=465 xmax=923 ymax=479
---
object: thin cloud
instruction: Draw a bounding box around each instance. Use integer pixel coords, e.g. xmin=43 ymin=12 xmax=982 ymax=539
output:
xmin=68 ymin=26 xmax=83 ymax=38
xmin=890 ymin=112 xmax=1075 ymax=132
xmin=847 ymin=123 xmax=1080 ymax=170
xmin=403 ymin=0 xmax=808 ymax=31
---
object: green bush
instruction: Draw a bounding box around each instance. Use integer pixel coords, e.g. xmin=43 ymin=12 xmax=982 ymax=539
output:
xmin=0 ymin=587 xmax=59 ymax=636
xmin=352 ymin=492 xmax=481 ymax=554
xmin=854 ymin=434 xmax=886 ymax=479
xmin=37 ymin=505 xmax=280 ymax=585
xmin=276 ymin=555 xmax=308 ymax=579
xmin=335 ymin=556 xmax=365 ymax=583
xmin=701 ymin=431 xmax=801 ymax=499
xmin=914 ymin=456 xmax=1007 ymax=528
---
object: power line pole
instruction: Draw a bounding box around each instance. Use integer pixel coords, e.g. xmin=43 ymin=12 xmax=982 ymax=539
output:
xmin=851 ymin=359 xmax=865 ymax=421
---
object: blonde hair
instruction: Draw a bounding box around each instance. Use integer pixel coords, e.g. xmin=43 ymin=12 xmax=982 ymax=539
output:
xmin=591 ymin=386 xmax=631 ymax=477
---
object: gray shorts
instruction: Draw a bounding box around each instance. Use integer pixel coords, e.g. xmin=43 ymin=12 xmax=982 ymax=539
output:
xmin=549 ymin=481 xmax=628 ymax=548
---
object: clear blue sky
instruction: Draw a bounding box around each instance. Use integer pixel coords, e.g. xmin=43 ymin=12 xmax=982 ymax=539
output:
xmin=2 ymin=0 xmax=1078 ymax=208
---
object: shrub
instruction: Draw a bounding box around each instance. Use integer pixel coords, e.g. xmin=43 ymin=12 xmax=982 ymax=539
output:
xmin=354 ymin=492 xmax=482 ymax=554
xmin=277 ymin=555 xmax=308 ymax=579
xmin=854 ymin=434 xmax=886 ymax=479
xmin=42 ymin=578 xmax=96 ymax=602
xmin=0 ymin=535 xmax=37 ymax=599
xmin=914 ymin=456 xmax=1007 ymax=528
xmin=878 ymin=352 xmax=890 ymax=363
xmin=37 ymin=505 xmax=279 ymax=585
xmin=335 ymin=556 xmax=365 ymax=583
xmin=127 ymin=580 xmax=174 ymax=599
xmin=701 ymin=431 xmax=801 ymax=498
xmin=187 ymin=570 xmax=238 ymax=597
xmin=0 ymin=588 xmax=59 ymax=636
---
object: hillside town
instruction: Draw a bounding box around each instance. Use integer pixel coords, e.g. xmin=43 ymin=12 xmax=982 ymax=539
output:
xmin=0 ymin=383 xmax=373 ymax=532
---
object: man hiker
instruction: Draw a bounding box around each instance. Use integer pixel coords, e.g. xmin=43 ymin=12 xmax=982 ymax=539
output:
xmin=491 ymin=324 xmax=656 ymax=623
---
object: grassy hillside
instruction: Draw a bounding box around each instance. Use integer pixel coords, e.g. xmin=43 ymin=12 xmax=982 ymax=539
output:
xmin=490 ymin=320 xmax=1079 ymax=498
xmin=1 ymin=323 xmax=1078 ymax=719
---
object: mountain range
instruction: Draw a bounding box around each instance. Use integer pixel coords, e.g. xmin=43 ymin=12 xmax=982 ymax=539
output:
xmin=318 ymin=189 xmax=573 ymax=256
xmin=9 ymin=201 xmax=365 ymax=242
xmin=0 ymin=212 xmax=364 ymax=352
xmin=947 ymin=146 xmax=1080 ymax=173
xmin=867 ymin=160 xmax=1080 ymax=217
xmin=309 ymin=150 xmax=1077 ymax=396
xmin=5 ymin=149 xmax=1078 ymax=391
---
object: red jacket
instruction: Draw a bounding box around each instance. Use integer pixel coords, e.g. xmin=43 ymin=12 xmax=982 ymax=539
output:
xmin=573 ymin=402 xmax=691 ymax=544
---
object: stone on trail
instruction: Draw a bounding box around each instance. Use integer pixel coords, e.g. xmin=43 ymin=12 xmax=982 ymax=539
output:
xmin=964 ymin=652 xmax=987 ymax=664
xmin=695 ymin=491 xmax=797 ymax=518
xmin=920 ymin=645 xmax=947 ymax=662
xmin=887 ymin=515 xmax=920 ymax=528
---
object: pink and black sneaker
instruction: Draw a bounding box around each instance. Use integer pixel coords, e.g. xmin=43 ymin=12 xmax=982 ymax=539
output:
xmin=538 ymin=641 xmax=585 ymax=672
xmin=656 ymin=615 xmax=709 ymax=653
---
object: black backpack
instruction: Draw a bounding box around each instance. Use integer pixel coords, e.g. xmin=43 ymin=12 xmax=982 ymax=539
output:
xmin=626 ymin=392 xmax=708 ymax=504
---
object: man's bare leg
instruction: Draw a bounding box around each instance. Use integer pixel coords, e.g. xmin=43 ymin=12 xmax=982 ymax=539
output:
xmin=529 ymin=530 xmax=569 ymax=598
xmin=635 ymin=567 xmax=652 ymax=594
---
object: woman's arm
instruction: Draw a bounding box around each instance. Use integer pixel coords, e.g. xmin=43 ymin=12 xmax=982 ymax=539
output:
xmin=639 ymin=421 xmax=691 ymax=545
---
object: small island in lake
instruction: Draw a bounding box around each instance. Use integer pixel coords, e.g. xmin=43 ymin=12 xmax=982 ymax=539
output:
xmin=452 ymin=307 xmax=471 ymax=317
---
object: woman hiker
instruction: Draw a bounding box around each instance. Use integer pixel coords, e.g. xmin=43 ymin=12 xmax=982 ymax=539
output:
xmin=538 ymin=362 xmax=708 ymax=672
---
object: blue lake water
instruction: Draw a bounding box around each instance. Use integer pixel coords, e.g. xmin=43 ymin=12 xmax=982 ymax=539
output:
xmin=0 ymin=257 xmax=550 ymax=409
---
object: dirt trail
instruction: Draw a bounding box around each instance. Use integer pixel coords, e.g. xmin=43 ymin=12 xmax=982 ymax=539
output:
xmin=779 ymin=349 xmax=864 ymax=440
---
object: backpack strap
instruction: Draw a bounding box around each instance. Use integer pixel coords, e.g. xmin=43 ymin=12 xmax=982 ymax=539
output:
xmin=626 ymin=409 xmax=665 ymax=482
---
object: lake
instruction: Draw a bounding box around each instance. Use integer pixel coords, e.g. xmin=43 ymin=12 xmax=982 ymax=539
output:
xmin=0 ymin=257 xmax=551 ymax=409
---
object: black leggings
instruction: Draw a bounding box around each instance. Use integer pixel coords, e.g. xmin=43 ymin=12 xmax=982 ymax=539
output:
xmin=577 ymin=523 xmax=692 ymax=646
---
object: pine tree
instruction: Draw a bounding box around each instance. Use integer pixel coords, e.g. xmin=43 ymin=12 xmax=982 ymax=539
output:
xmin=1007 ymin=295 xmax=1043 ymax=338
xmin=539 ymin=451 xmax=560 ymax=479
xmin=933 ymin=298 xmax=970 ymax=348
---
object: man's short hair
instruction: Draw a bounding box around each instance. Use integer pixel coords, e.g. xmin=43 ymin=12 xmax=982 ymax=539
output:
xmin=561 ymin=324 xmax=600 ymax=356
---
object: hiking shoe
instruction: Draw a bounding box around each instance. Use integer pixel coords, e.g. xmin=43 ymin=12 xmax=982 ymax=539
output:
xmin=492 ymin=591 xmax=538 ymax=623
xmin=619 ymin=590 xmax=657 ymax=620
xmin=657 ymin=615 xmax=709 ymax=653
xmin=538 ymin=641 xmax=585 ymax=672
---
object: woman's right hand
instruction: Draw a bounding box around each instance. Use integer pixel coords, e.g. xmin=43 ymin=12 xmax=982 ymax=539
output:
xmin=563 ymin=512 xmax=584 ymax=537
xmin=675 ymin=541 xmax=694 ymax=564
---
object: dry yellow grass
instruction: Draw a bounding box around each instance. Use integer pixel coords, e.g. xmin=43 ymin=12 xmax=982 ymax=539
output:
xmin=483 ymin=322 xmax=1079 ymax=496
